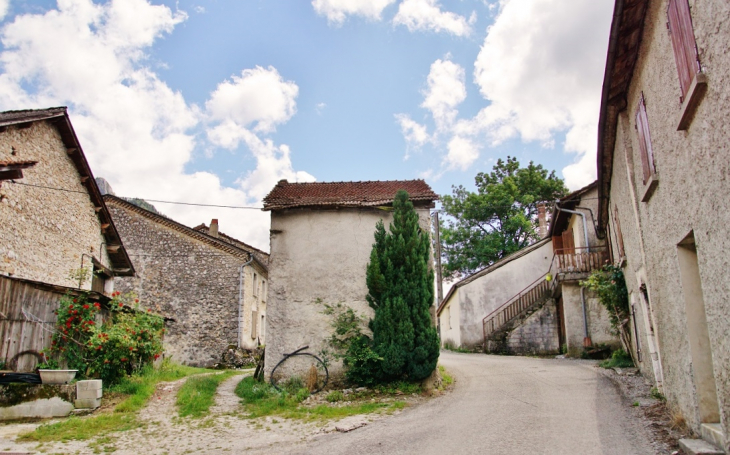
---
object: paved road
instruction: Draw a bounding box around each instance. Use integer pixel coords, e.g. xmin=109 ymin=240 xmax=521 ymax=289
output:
xmin=282 ymin=351 xmax=655 ymax=455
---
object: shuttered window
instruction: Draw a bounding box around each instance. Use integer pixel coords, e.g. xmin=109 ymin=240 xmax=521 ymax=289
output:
xmin=635 ymin=93 xmax=655 ymax=184
xmin=667 ymin=0 xmax=700 ymax=100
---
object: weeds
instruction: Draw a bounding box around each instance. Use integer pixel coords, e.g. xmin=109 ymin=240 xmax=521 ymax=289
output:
xmin=326 ymin=391 xmax=344 ymax=402
xmin=599 ymin=349 xmax=634 ymax=369
xmin=177 ymin=371 xmax=241 ymax=418
xmin=438 ymin=366 xmax=453 ymax=387
xmin=650 ymin=387 xmax=666 ymax=402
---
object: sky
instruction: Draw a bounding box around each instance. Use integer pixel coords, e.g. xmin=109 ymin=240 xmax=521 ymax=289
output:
xmin=0 ymin=0 xmax=615 ymax=252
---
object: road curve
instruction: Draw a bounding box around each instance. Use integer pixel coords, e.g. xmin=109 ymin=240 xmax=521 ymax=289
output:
xmin=281 ymin=351 xmax=655 ymax=455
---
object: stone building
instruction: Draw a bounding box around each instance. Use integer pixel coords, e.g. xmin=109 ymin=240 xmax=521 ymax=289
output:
xmin=596 ymin=0 xmax=730 ymax=450
xmin=437 ymin=182 xmax=618 ymax=357
xmin=0 ymin=107 xmax=134 ymax=369
xmin=105 ymin=196 xmax=268 ymax=367
xmin=262 ymin=179 xmax=438 ymax=379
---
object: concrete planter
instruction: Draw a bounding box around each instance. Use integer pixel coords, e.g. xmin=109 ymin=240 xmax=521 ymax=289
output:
xmin=38 ymin=370 xmax=77 ymax=384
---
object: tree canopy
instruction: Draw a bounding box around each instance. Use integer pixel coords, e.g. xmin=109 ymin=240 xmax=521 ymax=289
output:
xmin=440 ymin=157 xmax=568 ymax=278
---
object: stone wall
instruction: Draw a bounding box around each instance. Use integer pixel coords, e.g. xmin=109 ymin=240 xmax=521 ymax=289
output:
xmin=606 ymin=0 xmax=730 ymax=446
xmin=505 ymin=299 xmax=559 ymax=356
xmin=264 ymin=206 xmax=433 ymax=379
xmin=106 ymin=198 xmax=267 ymax=367
xmin=561 ymin=282 xmax=620 ymax=357
xmin=0 ymin=121 xmax=111 ymax=289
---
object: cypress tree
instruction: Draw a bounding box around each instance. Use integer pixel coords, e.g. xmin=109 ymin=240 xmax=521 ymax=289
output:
xmin=365 ymin=190 xmax=439 ymax=382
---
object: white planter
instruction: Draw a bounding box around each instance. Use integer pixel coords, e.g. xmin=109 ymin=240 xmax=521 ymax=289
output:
xmin=38 ymin=370 xmax=78 ymax=384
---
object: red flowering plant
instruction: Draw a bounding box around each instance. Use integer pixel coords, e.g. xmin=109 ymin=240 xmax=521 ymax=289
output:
xmin=50 ymin=291 xmax=164 ymax=384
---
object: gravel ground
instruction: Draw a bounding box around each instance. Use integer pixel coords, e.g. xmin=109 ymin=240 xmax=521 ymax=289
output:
xmin=0 ymin=352 xmax=682 ymax=454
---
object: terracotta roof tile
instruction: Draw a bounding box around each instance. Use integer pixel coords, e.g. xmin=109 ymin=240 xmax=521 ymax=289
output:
xmin=0 ymin=107 xmax=67 ymax=127
xmin=262 ymin=179 xmax=438 ymax=211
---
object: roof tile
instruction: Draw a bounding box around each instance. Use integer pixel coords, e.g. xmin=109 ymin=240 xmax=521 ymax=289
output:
xmin=262 ymin=179 xmax=438 ymax=211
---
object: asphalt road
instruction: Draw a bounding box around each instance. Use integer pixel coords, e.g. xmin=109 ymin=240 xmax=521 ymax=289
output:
xmin=281 ymin=351 xmax=655 ymax=455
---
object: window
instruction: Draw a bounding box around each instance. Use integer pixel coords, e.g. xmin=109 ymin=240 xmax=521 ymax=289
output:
xmin=251 ymin=310 xmax=258 ymax=338
xmin=635 ymin=93 xmax=655 ymax=185
xmin=261 ymin=280 xmax=266 ymax=302
xmin=252 ymin=272 xmax=258 ymax=297
xmin=667 ymin=0 xmax=700 ymax=100
xmin=668 ymin=0 xmax=707 ymax=130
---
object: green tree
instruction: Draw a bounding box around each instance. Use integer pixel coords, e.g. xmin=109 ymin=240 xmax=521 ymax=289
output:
xmin=440 ymin=156 xmax=568 ymax=277
xmin=358 ymin=190 xmax=439 ymax=383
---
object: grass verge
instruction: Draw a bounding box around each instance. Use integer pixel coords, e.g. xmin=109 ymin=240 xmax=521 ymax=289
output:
xmin=177 ymin=371 xmax=241 ymax=418
xmin=598 ymin=349 xmax=634 ymax=369
xmin=18 ymin=360 xmax=213 ymax=443
xmin=438 ymin=365 xmax=453 ymax=387
xmin=234 ymin=377 xmax=407 ymax=421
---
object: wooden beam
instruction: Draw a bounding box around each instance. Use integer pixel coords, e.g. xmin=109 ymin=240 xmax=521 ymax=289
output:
xmin=94 ymin=206 xmax=102 ymax=213
xmin=100 ymin=223 xmax=110 ymax=232
xmin=106 ymin=245 xmax=121 ymax=253
xmin=66 ymin=148 xmax=78 ymax=155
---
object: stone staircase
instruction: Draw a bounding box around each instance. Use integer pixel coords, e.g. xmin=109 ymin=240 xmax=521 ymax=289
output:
xmin=679 ymin=423 xmax=726 ymax=455
xmin=482 ymin=275 xmax=557 ymax=353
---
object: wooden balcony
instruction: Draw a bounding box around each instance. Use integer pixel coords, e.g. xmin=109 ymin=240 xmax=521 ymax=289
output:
xmin=552 ymin=246 xmax=608 ymax=275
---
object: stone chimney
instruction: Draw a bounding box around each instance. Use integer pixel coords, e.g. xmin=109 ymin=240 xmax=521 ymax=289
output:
xmin=537 ymin=203 xmax=547 ymax=238
xmin=210 ymin=219 xmax=219 ymax=238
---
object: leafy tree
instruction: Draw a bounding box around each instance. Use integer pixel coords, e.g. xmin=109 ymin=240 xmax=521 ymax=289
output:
xmin=440 ymin=156 xmax=568 ymax=278
xmin=354 ymin=190 xmax=439 ymax=383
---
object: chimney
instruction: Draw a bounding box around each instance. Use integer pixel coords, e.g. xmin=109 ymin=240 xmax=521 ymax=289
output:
xmin=210 ymin=219 xmax=219 ymax=238
xmin=537 ymin=203 xmax=547 ymax=238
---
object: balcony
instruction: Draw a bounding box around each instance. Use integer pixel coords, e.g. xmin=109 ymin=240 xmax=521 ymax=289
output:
xmin=552 ymin=246 xmax=609 ymax=276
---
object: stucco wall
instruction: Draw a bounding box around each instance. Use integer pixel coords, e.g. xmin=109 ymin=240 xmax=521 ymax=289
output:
xmin=0 ymin=121 xmax=110 ymax=289
xmin=607 ymin=0 xmax=730 ymax=444
xmin=561 ymin=283 xmax=620 ymax=357
xmin=438 ymin=288 xmax=460 ymax=348
xmin=264 ymin=206 xmax=433 ymax=379
xmin=565 ymin=187 xmax=603 ymax=250
xmin=107 ymin=200 xmax=266 ymax=366
xmin=454 ymin=240 xmax=553 ymax=348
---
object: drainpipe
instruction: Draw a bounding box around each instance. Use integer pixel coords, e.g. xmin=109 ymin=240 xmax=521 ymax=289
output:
xmin=237 ymin=254 xmax=255 ymax=348
xmin=555 ymin=202 xmax=590 ymax=253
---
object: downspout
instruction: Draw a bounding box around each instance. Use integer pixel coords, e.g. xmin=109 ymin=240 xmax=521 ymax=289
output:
xmin=238 ymin=254 xmax=255 ymax=348
xmin=556 ymin=202 xmax=592 ymax=347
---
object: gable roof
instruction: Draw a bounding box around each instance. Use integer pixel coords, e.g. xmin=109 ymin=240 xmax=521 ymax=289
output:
xmin=105 ymin=195 xmax=268 ymax=272
xmin=548 ymin=180 xmax=598 ymax=237
xmin=0 ymin=107 xmax=134 ymax=276
xmin=192 ymin=222 xmax=269 ymax=264
xmin=262 ymin=179 xmax=438 ymax=211
xmin=436 ymin=237 xmax=552 ymax=316
xmin=596 ymin=0 xmax=650 ymax=236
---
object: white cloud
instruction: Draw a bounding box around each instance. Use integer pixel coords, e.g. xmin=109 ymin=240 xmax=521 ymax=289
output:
xmin=396 ymin=0 xmax=613 ymax=188
xmin=312 ymin=0 xmax=396 ymax=25
xmin=472 ymin=0 xmax=613 ymax=188
xmin=393 ymin=0 xmax=473 ymax=36
xmin=445 ymin=136 xmax=479 ymax=170
xmin=395 ymin=113 xmax=431 ymax=159
xmin=420 ymin=57 xmax=466 ymax=130
xmin=206 ymin=66 xmax=298 ymax=141
xmin=0 ymin=0 xmax=9 ymax=21
xmin=0 ymin=0 xmax=313 ymax=250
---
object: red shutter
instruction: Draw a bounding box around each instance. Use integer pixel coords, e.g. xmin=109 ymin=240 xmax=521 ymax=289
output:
xmin=635 ymin=93 xmax=655 ymax=184
xmin=552 ymin=235 xmax=564 ymax=253
xmin=667 ymin=0 xmax=700 ymax=99
xmin=562 ymin=229 xmax=575 ymax=255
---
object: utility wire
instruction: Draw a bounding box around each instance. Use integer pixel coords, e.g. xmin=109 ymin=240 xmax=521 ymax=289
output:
xmin=6 ymin=179 xmax=598 ymax=212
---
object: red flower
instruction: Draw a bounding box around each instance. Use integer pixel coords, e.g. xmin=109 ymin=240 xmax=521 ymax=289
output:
xmin=93 ymin=302 xmax=101 ymax=309
xmin=87 ymin=320 xmax=94 ymax=325
xmin=120 ymin=357 xmax=127 ymax=362
xmin=129 ymin=347 xmax=134 ymax=351
xmin=83 ymin=304 xmax=90 ymax=310
xmin=69 ymin=304 xmax=73 ymax=309
xmin=119 ymin=303 xmax=123 ymax=308
xmin=154 ymin=354 xmax=160 ymax=360
xmin=104 ymin=359 xmax=110 ymax=364
xmin=135 ymin=299 xmax=139 ymax=303
xmin=96 ymin=345 xmax=102 ymax=350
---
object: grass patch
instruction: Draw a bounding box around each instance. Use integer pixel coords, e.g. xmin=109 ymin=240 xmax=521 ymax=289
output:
xmin=598 ymin=349 xmax=634 ymax=369
xmin=374 ymin=381 xmax=422 ymax=395
xmin=235 ymin=377 xmax=405 ymax=421
xmin=18 ymin=360 xmax=213 ymax=443
xmin=438 ymin=365 xmax=453 ymax=387
xmin=177 ymin=371 xmax=241 ymax=418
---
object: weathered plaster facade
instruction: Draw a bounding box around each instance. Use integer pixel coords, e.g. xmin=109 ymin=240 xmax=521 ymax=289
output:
xmin=598 ymin=0 xmax=730 ymax=448
xmin=106 ymin=196 xmax=267 ymax=367
xmin=437 ymin=239 xmax=554 ymax=349
xmin=262 ymin=180 xmax=437 ymax=379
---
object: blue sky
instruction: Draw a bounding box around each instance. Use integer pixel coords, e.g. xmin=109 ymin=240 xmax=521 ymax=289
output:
xmin=0 ymin=0 xmax=614 ymax=250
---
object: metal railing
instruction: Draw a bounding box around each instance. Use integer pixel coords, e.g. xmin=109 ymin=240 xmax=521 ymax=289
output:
xmin=552 ymin=246 xmax=608 ymax=274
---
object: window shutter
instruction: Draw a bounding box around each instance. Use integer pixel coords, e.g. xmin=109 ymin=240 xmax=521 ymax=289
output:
xmin=667 ymin=0 xmax=700 ymax=99
xmin=613 ymin=206 xmax=626 ymax=259
xmin=251 ymin=310 xmax=258 ymax=337
xmin=561 ymin=229 xmax=575 ymax=255
xmin=552 ymin=235 xmax=564 ymax=253
xmin=635 ymin=93 xmax=655 ymax=184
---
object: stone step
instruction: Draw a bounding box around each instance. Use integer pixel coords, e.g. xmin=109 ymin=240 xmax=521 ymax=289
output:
xmin=679 ymin=438 xmax=724 ymax=455
xmin=702 ymin=423 xmax=726 ymax=451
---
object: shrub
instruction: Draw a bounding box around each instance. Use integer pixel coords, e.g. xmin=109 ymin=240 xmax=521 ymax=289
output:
xmin=326 ymin=391 xmax=344 ymax=402
xmin=49 ymin=291 xmax=164 ymax=384
xmin=598 ymin=349 xmax=634 ymax=369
